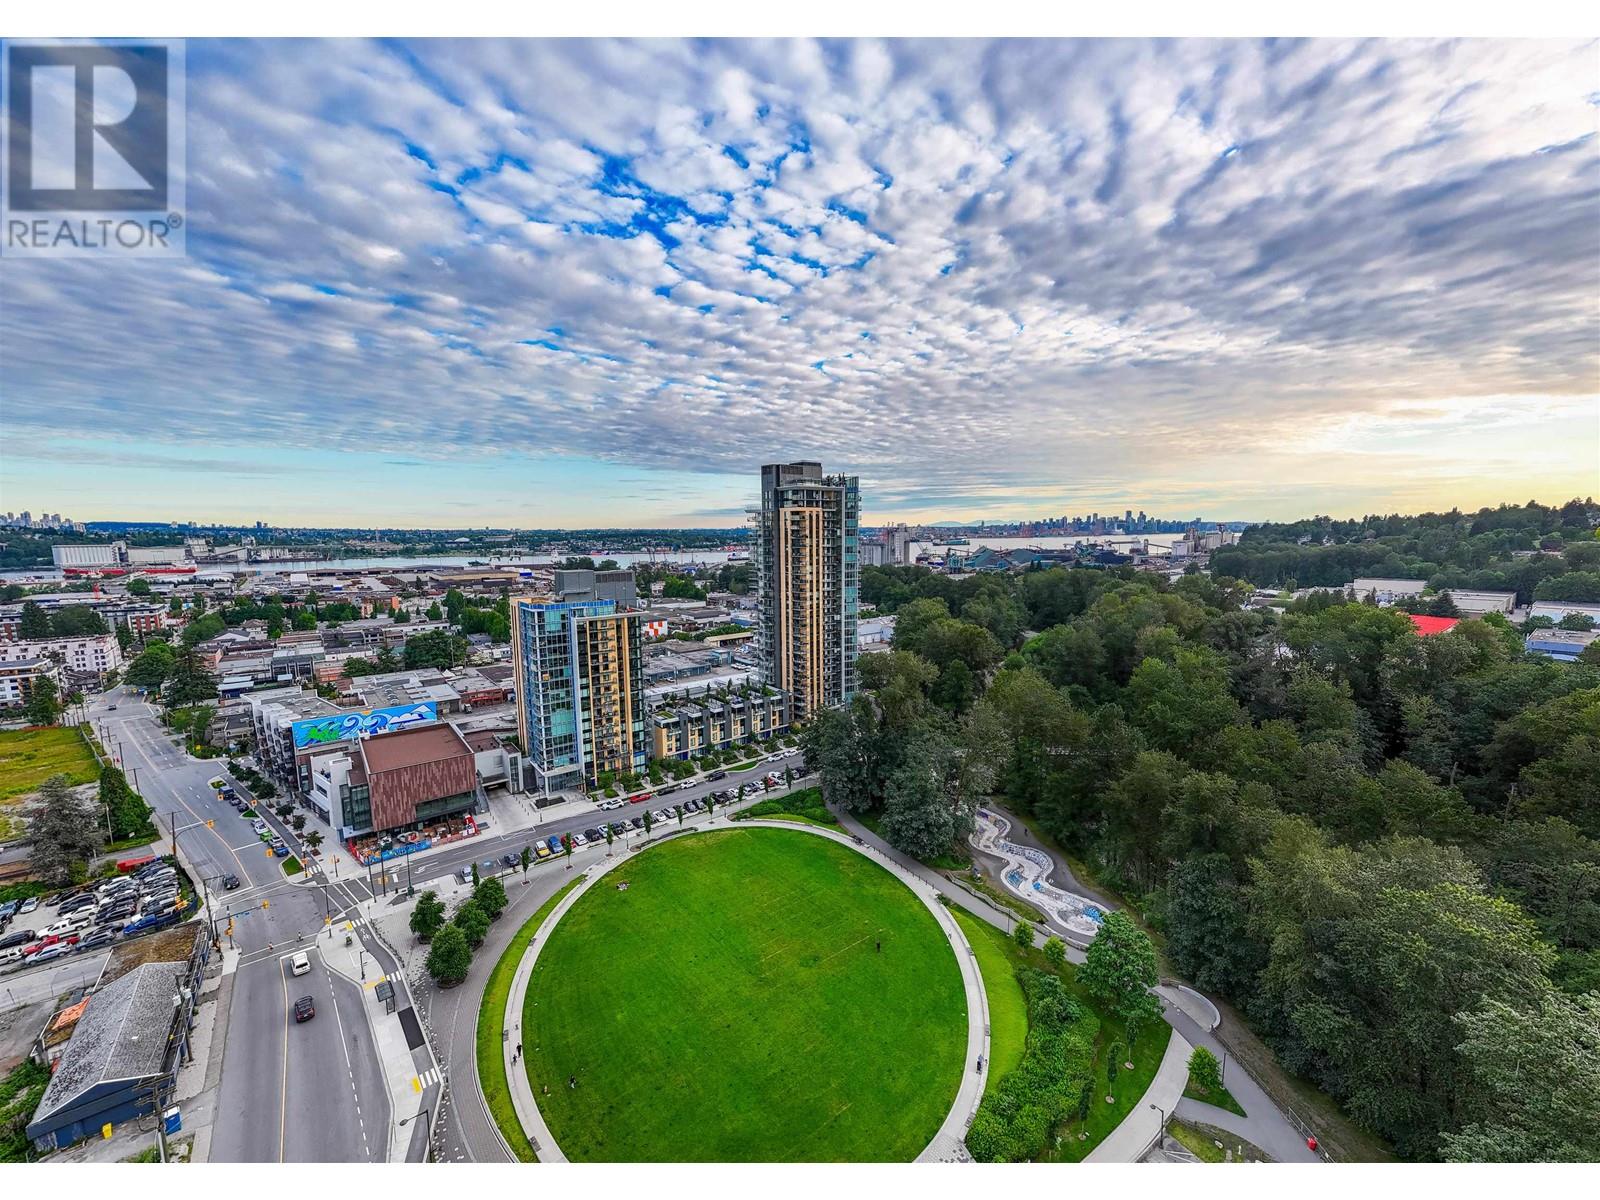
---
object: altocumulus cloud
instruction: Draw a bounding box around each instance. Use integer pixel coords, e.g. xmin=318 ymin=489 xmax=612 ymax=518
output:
xmin=3 ymin=37 xmax=1597 ymax=514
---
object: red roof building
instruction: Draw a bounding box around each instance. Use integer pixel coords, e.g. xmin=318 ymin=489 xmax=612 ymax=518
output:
xmin=1408 ymin=614 xmax=1461 ymax=637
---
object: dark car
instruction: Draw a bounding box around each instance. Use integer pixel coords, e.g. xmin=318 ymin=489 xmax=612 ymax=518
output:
xmin=628 ymin=816 xmax=645 ymax=831
xmin=78 ymin=929 xmax=117 ymax=950
xmin=707 ymin=769 xmax=727 ymax=781
xmin=0 ymin=930 xmax=36 ymax=951
xmin=501 ymin=854 xmax=519 ymax=870
xmin=222 ymin=874 xmax=241 ymax=890
xmin=609 ymin=822 xmax=628 ymax=836
xmin=584 ymin=827 xmax=605 ymax=842
xmin=293 ymin=996 xmax=316 ymax=1023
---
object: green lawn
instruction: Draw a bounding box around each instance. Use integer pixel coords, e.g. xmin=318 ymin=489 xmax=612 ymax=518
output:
xmin=477 ymin=878 xmax=584 ymax=1162
xmin=734 ymin=786 xmax=837 ymax=827
xmin=1184 ymin=1076 xmax=1247 ymax=1117
xmin=952 ymin=910 xmax=1027 ymax=1097
xmin=0 ymin=726 xmax=97 ymax=800
xmin=523 ymin=827 xmax=967 ymax=1161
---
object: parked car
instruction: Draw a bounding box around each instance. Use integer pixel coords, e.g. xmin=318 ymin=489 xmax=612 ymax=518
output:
xmin=609 ymin=822 xmax=628 ymax=836
xmin=272 ymin=845 xmax=290 ymax=858
xmin=632 ymin=792 xmax=654 ymax=804
xmin=584 ymin=827 xmax=605 ymax=842
xmin=533 ymin=843 xmax=552 ymax=860
xmin=17 ymin=897 xmax=38 ymax=914
xmin=628 ymin=817 xmax=644 ymax=831
xmin=545 ymin=836 xmax=562 ymax=854
xmin=78 ymin=929 xmax=117 ymax=950
xmin=568 ymin=832 xmax=587 ymax=848
xmin=0 ymin=930 xmax=36 ymax=951
xmin=455 ymin=867 xmax=473 ymax=885
xmin=25 ymin=944 xmax=73 ymax=965
xmin=656 ymin=809 xmax=675 ymax=825
xmin=293 ymin=995 xmax=315 ymax=1023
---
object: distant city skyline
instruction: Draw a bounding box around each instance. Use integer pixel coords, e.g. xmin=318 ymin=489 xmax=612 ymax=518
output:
xmin=5 ymin=38 xmax=1597 ymax=527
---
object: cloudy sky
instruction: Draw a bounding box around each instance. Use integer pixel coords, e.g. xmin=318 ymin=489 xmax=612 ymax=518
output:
xmin=4 ymin=37 xmax=1597 ymax=528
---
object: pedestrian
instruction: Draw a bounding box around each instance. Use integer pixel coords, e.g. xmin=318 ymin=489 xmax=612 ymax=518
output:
xmin=516 ymin=1042 xmax=522 ymax=1057
xmin=875 ymin=940 xmax=881 ymax=953
xmin=569 ymin=1075 xmax=577 ymax=1089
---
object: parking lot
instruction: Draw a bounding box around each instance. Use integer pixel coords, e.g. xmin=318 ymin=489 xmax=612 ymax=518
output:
xmin=0 ymin=854 xmax=201 ymax=975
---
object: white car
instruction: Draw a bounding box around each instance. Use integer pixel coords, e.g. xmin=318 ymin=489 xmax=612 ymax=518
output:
xmin=568 ymin=832 xmax=587 ymax=848
xmin=290 ymin=951 xmax=311 ymax=977
xmin=40 ymin=916 xmax=89 ymax=938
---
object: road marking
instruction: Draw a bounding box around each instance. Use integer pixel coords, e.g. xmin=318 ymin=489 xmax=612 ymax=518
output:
xmin=278 ymin=956 xmax=290 ymax=1163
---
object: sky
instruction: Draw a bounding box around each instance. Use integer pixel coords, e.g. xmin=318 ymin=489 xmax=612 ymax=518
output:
xmin=3 ymin=37 xmax=1597 ymax=529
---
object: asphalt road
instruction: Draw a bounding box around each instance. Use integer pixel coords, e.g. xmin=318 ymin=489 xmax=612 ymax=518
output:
xmin=85 ymin=685 xmax=392 ymax=1162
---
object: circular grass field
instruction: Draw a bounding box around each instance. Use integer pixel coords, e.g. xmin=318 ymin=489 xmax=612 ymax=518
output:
xmin=522 ymin=826 xmax=968 ymax=1161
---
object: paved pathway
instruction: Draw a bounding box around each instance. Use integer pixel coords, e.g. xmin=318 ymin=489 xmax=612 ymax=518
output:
xmin=1085 ymin=1029 xmax=1191 ymax=1162
xmin=838 ymin=806 xmax=1324 ymax=1164
xmin=499 ymin=820 xmax=990 ymax=1163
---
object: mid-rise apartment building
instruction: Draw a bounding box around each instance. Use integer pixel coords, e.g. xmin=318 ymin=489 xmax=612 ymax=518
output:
xmin=0 ymin=657 xmax=62 ymax=708
xmin=0 ymin=634 xmax=122 ymax=679
xmin=512 ymin=574 xmax=647 ymax=797
xmin=753 ymin=461 xmax=859 ymax=722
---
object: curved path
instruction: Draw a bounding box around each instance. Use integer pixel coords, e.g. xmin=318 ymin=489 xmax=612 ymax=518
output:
xmin=500 ymin=820 xmax=989 ymax=1163
xmin=970 ymin=808 xmax=1108 ymax=945
xmin=840 ymin=807 xmax=1326 ymax=1164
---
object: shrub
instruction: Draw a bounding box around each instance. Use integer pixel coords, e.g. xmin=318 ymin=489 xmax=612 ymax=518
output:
xmin=1012 ymin=921 xmax=1035 ymax=949
xmin=1042 ymin=935 xmax=1066 ymax=967
xmin=454 ymin=899 xmax=490 ymax=949
xmin=410 ymin=890 xmax=446 ymax=942
xmin=1189 ymin=1045 xmax=1223 ymax=1094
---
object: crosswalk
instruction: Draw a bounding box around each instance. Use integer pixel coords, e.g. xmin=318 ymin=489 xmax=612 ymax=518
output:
xmin=413 ymin=1066 xmax=443 ymax=1092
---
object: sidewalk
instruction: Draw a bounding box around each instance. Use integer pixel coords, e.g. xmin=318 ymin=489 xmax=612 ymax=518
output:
xmin=1085 ymin=1029 xmax=1191 ymax=1162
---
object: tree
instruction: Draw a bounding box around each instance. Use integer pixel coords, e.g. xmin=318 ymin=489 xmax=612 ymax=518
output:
xmin=604 ymin=825 xmax=615 ymax=852
xmin=98 ymin=762 xmax=153 ymax=840
xmin=470 ymin=861 xmax=480 ymax=888
xmin=561 ymin=834 xmax=574 ymax=866
xmin=24 ymin=676 xmax=60 ymax=726
xmin=520 ymin=845 xmax=531 ymax=874
xmin=304 ymin=830 xmax=323 ymax=854
xmin=452 ymin=899 xmax=490 ymax=949
xmin=705 ymin=792 xmax=717 ymax=818
xmin=1442 ymin=990 xmax=1600 ymax=1162
xmin=126 ymin=577 xmax=152 ymax=597
xmin=1076 ymin=911 xmax=1163 ymax=1031
xmin=1041 ymin=935 xmax=1066 ymax=968
xmin=1077 ymin=1080 xmax=1095 ymax=1123
xmin=642 ymin=809 xmax=653 ymax=836
xmin=426 ymin=923 xmax=471 ymax=985
xmin=18 ymin=601 xmax=50 ymax=639
xmin=409 ymin=890 xmax=446 ymax=941
xmin=426 ymin=601 xmax=443 ymax=621
xmin=475 ymin=876 xmax=508 ymax=920
xmin=291 ymin=814 xmax=306 ymax=833
xmin=1188 ymin=1046 xmax=1223 ymax=1094
xmin=1012 ymin=921 xmax=1034 ymax=949
xmin=26 ymin=774 xmax=104 ymax=886
xmin=1106 ymin=1043 xmax=1122 ymax=1087
xmin=125 ymin=641 xmax=175 ymax=690
xmin=49 ymin=605 xmax=109 ymax=636
xmin=165 ymin=645 xmax=218 ymax=705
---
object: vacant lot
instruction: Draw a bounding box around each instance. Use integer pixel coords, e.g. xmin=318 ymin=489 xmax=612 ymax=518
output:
xmin=0 ymin=727 xmax=97 ymax=801
xmin=523 ymin=827 xmax=967 ymax=1161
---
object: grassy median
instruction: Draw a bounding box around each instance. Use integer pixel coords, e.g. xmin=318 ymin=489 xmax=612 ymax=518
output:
xmin=476 ymin=877 xmax=584 ymax=1162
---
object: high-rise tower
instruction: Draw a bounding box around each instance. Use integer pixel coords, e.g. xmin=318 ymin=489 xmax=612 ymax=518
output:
xmin=753 ymin=461 xmax=859 ymax=722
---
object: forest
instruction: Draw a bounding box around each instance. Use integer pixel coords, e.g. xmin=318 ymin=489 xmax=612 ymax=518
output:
xmin=802 ymin=499 xmax=1599 ymax=1162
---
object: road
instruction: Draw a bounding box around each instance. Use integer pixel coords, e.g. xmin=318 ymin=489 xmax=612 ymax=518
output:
xmin=85 ymin=685 xmax=393 ymax=1162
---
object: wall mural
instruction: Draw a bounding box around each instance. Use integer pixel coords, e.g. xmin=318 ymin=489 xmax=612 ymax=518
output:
xmin=291 ymin=701 xmax=438 ymax=749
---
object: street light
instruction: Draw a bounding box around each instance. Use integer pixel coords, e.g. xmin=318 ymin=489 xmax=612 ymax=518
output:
xmin=1149 ymin=1101 xmax=1167 ymax=1130
xmin=397 ymin=1107 xmax=433 ymax=1162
